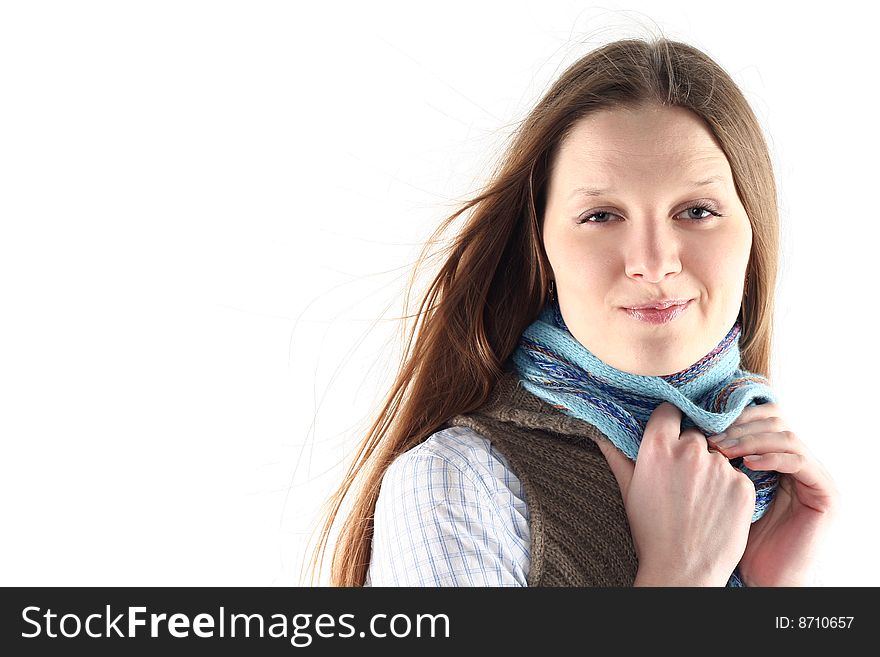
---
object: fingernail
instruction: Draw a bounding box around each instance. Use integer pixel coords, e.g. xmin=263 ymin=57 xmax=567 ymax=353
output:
xmin=707 ymin=432 xmax=725 ymax=443
xmin=743 ymin=454 xmax=762 ymax=461
xmin=716 ymin=437 xmax=739 ymax=449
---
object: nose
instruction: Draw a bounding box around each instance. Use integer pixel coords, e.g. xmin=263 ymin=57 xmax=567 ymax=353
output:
xmin=623 ymin=222 xmax=682 ymax=283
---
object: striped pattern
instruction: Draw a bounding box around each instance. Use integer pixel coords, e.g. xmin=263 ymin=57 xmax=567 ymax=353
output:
xmin=365 ymin=426 xmax=530 ymax=586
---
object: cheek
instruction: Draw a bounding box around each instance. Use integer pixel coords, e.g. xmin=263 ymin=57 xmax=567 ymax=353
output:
xmin=691 ymin=245 xmax=740 ymax=279
xmin=688 ymin=230 xmax=750 ymax=292
xmin=547 ymin=236 xmax=610 ymax=284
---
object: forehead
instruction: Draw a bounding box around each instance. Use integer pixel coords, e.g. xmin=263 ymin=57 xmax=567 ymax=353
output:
xmin=554 ymin=105 xmax=731 ymax=178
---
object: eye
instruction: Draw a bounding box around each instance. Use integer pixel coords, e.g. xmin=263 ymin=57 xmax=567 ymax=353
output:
xmin=576 ymin=209 xmax=618 ymax=224
xmin=677 ymin=204 xmax=723 ymax=221
xmin=576 ymin=203 xmax=723 ymax=225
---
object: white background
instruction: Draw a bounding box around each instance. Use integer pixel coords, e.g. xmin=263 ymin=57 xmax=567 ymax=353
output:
xmin=1 ymin=1 xmax=876 ymax=586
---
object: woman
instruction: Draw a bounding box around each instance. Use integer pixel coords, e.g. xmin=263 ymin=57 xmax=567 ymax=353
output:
xmin=308 ymin=37 xmax=839 ymax=587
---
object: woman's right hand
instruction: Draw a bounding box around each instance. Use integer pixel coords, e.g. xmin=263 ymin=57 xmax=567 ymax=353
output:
xmin=597 ymin=402 xmax=756 ymax=586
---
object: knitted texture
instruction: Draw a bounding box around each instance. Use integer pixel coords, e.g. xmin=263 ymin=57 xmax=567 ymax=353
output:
xmin=444 ymin=370 xmax=642 ymax=586
xmin=507 ymin=298 xmax=779 ymax=587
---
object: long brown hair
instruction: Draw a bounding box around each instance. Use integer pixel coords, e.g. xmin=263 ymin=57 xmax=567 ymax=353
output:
xmin=306 ymin=36 xmax=779 ymax=586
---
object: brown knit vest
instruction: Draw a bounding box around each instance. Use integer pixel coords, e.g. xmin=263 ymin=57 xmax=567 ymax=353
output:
xmin=441 ymin=367 xmax=639 ymax=586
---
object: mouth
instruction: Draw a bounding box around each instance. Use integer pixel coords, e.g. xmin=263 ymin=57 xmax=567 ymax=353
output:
xmin=622 ymin=299 xmax=693 ymax=325
xmin=625 ymin=298 xmax=692 ymax=310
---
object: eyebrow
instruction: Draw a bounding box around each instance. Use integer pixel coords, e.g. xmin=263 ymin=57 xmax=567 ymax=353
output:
xmin=567 ymin=175 xmax=726 ymax=200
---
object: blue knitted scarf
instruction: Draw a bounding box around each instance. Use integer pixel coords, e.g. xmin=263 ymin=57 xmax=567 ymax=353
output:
xmin=510 ymin=298 xmax=779 ymax=587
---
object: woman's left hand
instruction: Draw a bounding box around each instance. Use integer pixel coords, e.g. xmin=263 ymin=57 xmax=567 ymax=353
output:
xmin=707 ymin=403 xmax=840 ymax=586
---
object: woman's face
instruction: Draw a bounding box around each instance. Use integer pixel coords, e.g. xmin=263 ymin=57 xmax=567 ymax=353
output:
xmin=542 ymin=103 xmax=752 ymax=376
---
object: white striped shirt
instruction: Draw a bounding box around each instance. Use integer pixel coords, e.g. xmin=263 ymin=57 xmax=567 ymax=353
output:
xmin=365 ymin=425 xmax=530 ymax=586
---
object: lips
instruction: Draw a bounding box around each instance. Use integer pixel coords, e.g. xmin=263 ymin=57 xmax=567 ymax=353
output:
xmin=622 ymin=299 xmax=693 ymax=324
xmin=626 ymin=298 xmax=692 ymax=310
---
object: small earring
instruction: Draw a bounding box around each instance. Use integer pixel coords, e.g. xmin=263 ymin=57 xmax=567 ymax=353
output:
xmin=549 ymin=279 xmax=556 ymax=301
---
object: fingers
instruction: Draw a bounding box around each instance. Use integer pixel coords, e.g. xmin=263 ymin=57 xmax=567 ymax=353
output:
xmin=708 ymin=422 xmax=837 ymax=512
xmin=725 ymin=401 xmax=779 ymax=429
xmin=739 ymin=449 xmax=825 ymax=492
xmin=741 ymin=451 xmax=808 ymax=475
xmin=707 ymin=429 xmax=798 ymax=475
xmin=708 ymin=406 xmax=806 ymax=469
xmin=707 ymin=427 xmax=798 ymax=458
xmin=720 ymin=413 xmax=786 ymax=437
xmin=740 ymin=451 xmax=839 ymax=515
xmin=645 ymin=402 xmax=718 ymax=450
xmin=643 ymin=402 xmax=687 ymax=445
